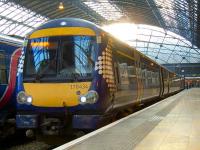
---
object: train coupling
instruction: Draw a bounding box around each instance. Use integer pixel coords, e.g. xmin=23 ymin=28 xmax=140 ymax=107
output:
xmin=25 ymin=129 xmax=34 ymax=138
xmin=40 ymin=118 xmax=63 ymax=135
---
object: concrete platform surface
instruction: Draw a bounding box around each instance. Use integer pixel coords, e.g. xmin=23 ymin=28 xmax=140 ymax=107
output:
xmin=54 ymin=88 xmax=200 ymax=150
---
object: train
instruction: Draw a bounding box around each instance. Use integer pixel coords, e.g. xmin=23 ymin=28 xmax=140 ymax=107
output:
xmin=0 ymin=34 xmax=22 ymax=138
xmin=16 ymin=18 xmax=184 ymax=136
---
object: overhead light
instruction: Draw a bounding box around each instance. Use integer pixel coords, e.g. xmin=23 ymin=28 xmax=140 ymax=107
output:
xmin=59 ymin=2 xmax=64 ymax=10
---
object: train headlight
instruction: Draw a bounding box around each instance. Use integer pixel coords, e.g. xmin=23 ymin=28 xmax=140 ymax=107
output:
xmin=17 ymin=91 xmax=33 ymax=105
xmin=80 ymin=96 xmax=87 ymax=103
xmin=79 ymin=91 xmax=99 ymax=104
xmin=26 ymin=96 xmax=33 ymax=104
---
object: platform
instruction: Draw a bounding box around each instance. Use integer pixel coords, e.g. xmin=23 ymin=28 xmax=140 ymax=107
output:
xmin=55 ymin=88 xmax=200 ymax=150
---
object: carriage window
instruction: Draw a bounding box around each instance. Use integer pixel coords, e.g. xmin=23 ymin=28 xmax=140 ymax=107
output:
xmin=0 ymin=51 xmax=7 ymax=84
xmin=141 ymin=58 xmax=160 ymax=88
xmin=118 ymin=63 xmax=130 ymax=85
xmin=113 ymin=47 xmax=136 ymax=91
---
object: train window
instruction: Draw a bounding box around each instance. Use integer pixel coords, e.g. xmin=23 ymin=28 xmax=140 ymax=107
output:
xmin=112 ymin=45 xmax=136 ymax=90
xmin=141 ymin=69 xmax=147 ymax=87
xmin=0 ymin=69 xmax=7 ymax=84
xmin=128 ymin=66 xmax=136 ymax=78
xmin=114 ymin=62 xmax=120 ymax=84
xmin=141 ymin=58 xmax=161 ymax=88
xmin=0 ymin=52 xmax=7 ymax=84
xmin=24 ymin=35 xmax=96 ymax=82
xmin=118 ymin=63 xmax=130 ymax=85
xmin=59 ymin=36 xmax=95 ymax=78
xmin=24 ymin=37 xmax=58 ymax=77
xmin=152 ymin=72 xmax=158 ymax=86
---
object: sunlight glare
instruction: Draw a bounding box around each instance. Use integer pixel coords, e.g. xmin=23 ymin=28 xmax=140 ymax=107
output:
xmin=102 ymin=23 xmax=137 ymax=45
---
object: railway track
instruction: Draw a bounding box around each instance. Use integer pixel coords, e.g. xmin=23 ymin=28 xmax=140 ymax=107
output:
xmin=0 ymin=130 xmax=80 ymax=150
xmin=0 ymin=130 xmax=54 ymax=150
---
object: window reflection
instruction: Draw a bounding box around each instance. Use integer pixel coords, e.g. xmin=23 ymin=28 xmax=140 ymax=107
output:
xmin=24 ymin=36 xmax=96 ymax=81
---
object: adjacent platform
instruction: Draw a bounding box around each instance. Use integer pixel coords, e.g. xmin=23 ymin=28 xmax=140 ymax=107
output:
xmin=55 ymin=88 xmax=200 ymax=150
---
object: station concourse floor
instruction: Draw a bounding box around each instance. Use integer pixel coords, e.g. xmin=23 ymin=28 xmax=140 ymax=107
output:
xmin=55 ymin=88 xmax=200 ymax=150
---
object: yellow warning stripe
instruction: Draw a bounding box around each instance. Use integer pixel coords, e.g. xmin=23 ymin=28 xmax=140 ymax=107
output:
xmin=29 ymin=27 xmax=96 ymax=39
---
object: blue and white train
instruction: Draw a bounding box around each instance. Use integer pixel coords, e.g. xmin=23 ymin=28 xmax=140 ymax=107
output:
xmin=15 ymin=18 xmax=184 ymax=136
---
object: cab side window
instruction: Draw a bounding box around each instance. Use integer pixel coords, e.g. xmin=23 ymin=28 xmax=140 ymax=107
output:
xmin=0 ymin=51 xmax=7 ymax=84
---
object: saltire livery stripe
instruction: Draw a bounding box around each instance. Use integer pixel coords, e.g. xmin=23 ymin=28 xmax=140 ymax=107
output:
xmin=0 ymin=48 xmax=21 ymax=109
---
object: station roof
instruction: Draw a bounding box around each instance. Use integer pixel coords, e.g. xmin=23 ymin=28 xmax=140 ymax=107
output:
xmin=0 ymin=0 xmax=199 ymax=64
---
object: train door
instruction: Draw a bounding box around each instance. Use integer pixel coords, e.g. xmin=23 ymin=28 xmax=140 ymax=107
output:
xmin=160 ymin=68 xmax=165 ymax=97
xmin=112 ymin=44 xmax=138 ymax=108
xmin=167 ymin=72 xmax=171 ymax=94
xmin=0 ymin=50 xmax=8 ymax=100
xmin=134 ymin=52 xmax=142 ymax=105
xmin=0 ymin=51 xmax=7 ymax=85
xmin=139 ymin=57 xmax=160 ymax=101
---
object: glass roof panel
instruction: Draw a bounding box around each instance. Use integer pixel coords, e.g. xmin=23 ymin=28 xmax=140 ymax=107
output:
xmin=18 ymin=28 xmax=33 ymax=37
xmin=0 ymin=19 xmax=8 ymax=25
xmin=0 ymin=1 xmax=48 ymax=37
xmin=103 ymin=23 xmax=200 ymax=64
xmin=0 ymin=21 xmax=12 ymax=32
xmin=1 ymin=9 xmax=12 ymax=16
xmin=154 ymin=0 xmax=198 ymax=45
xmin=83 ymin=0 xmax=124 ymax=21
xmin=148 ymin=43 xmax=161 ymax=49
xmin=8 ymin=25 xmax=25 ymax=35
xmin=5 ymin=24 xmax=17 ymax=34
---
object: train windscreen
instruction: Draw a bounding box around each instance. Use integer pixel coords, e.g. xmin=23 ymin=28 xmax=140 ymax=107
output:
xmin=24 ymin=36 xmax=96 ymax=82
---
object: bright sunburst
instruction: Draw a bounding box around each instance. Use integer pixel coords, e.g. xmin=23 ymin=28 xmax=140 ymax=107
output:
xmin=102 ymin=23 xmax=137 ymax=45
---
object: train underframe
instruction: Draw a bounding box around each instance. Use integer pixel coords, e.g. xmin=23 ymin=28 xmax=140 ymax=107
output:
xmin=0 ymin=112 xmax=16 ymax=139
xmin=16 ymin=110 xmax=113 ymax=137
xmin=15 ymin=89 xmax=183 ymax=138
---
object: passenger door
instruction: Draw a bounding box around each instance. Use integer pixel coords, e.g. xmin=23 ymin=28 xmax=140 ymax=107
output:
xmin=112 ymin=44 xmax=138 ymax=108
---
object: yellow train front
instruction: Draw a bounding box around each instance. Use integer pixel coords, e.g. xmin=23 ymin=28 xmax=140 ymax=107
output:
xmin=16 ymin=18 xmax=184 ymax=136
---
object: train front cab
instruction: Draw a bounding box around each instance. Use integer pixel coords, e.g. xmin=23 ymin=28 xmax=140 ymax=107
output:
xmin=15 ymin=20 xmax=117 ymax=135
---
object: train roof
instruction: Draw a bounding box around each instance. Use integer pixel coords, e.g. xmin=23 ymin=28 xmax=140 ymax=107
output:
xmin=28 ymin=18 xmax=177 ymax=76
xmin=100 ymin=25 xmax=176 ymax=75
xmin=0 ymin=34 xmax=23 ymax=47
xmin=29 ymin=18 xmax=101 ymax=36
xmin=100 ymin=28 xmax=172 ymax=73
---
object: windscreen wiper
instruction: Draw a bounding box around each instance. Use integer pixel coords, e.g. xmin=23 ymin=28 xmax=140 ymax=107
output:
xmin=71 ymin=73 xmax=80 ymax=81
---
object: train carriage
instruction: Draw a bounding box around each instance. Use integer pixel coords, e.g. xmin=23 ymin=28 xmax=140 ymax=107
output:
xmin=0 ymin=34 xmax=22 ymax=138
xmin=16 ymin=18 xmax=184 ymax=136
